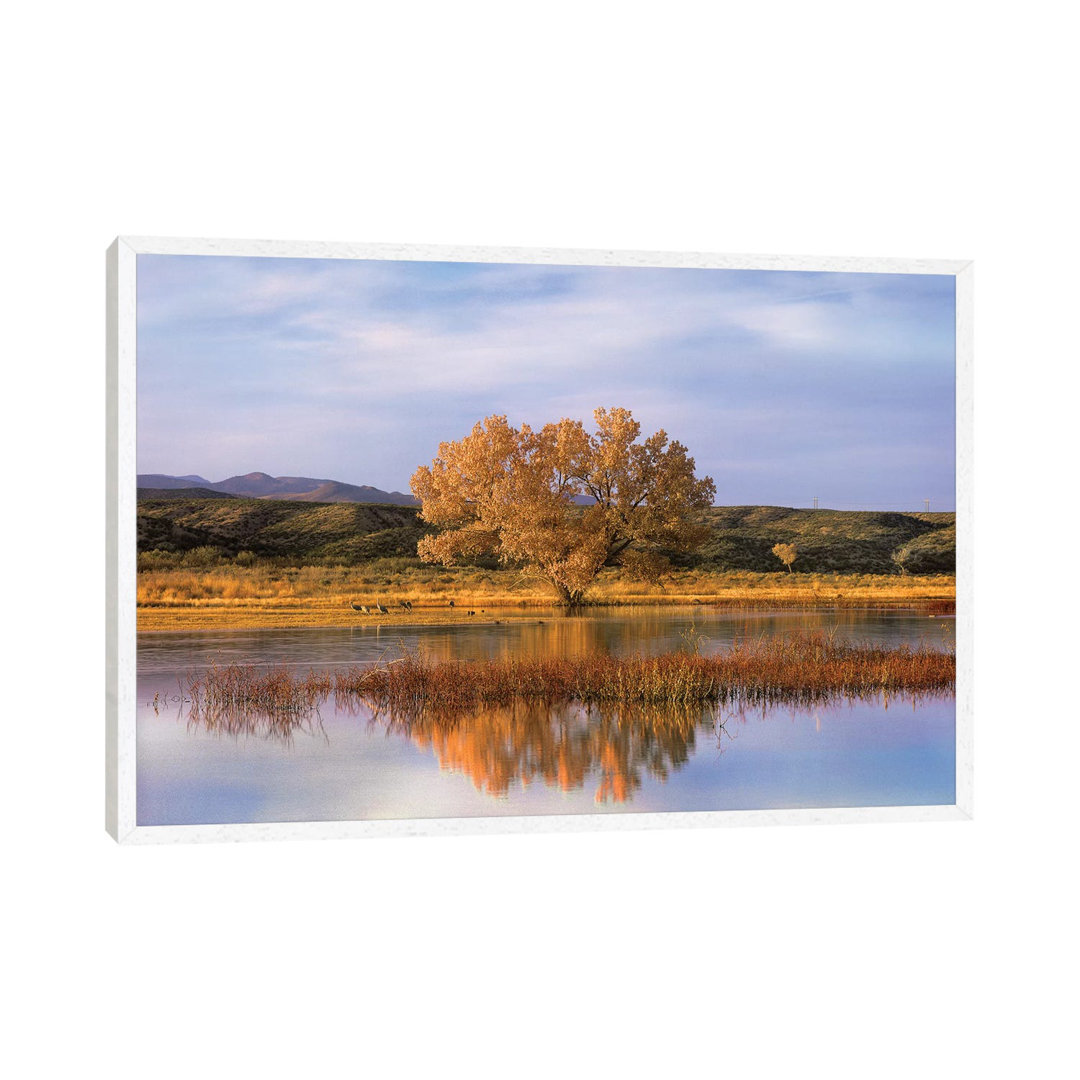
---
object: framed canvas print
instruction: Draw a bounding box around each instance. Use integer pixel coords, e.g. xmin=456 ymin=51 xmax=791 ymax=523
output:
xmin=106 ymin=238 xmax=972 ymax=843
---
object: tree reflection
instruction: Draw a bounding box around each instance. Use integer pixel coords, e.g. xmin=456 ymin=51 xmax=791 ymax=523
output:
xmin=372 ymin=699 xmax=705 ymax=803
xmin=180 ymin=685 xmax=712 ymax=803
xmin=176 ymin=662 xmax=947 ymax=805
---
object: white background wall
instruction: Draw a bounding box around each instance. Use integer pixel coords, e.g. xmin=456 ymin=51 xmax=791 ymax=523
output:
xmin=3 ymin=3 xmax=1076 ymax=1077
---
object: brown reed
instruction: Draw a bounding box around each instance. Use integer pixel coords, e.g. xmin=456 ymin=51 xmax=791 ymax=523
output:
xmin=183 ymin=634 xmax=954 ymax=732
xmin=339 ymin=635 xmax=953 ymax=712
xmin=185 ymin=661 xmax=334 ymax=741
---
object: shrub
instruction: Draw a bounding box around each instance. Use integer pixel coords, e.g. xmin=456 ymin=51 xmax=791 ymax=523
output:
xmin=180 ymin=545 xmax=224 ymax=569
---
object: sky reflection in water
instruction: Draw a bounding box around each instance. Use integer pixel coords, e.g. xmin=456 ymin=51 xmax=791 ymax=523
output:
xmin=136 ymin=608 xmax=956 ymax=826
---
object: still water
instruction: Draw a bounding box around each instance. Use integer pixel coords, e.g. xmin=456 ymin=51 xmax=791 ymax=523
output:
xmin=137 ymin=607 xmax=956 ymax=825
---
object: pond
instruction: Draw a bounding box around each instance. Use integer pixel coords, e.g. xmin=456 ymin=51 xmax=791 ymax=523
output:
xmin=136 ymin=606 xmax=956 ymax=826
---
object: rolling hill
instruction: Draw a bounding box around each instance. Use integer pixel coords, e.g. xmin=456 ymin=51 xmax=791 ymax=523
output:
xmin=691 ymin=506 xmax=955 ymax=575
xmin=137 ymin=496 xmax=956 ymax=574
xmin=138 ymin=497 xmax=428 ymax=562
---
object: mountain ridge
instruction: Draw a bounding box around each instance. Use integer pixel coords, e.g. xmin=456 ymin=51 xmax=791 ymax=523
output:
xmin=137 ymin=472 xmax=417 ymax=505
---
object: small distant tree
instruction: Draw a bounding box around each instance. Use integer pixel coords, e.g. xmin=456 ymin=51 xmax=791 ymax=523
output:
xmin=891 ymin=541 xmax=913 ymax=576
xmin=772 ymin=542 xmax=798 ymax=573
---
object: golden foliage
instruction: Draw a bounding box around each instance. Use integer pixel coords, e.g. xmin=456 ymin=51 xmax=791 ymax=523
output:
xmin=772 ymin=542 xmax=798 ymax=572
xmin=411 ymin=407 xmax=716 ymax=603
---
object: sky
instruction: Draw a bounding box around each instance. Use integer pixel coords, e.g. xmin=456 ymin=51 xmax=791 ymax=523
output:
xmin=136 ymin=253 xmax=956 ymax=510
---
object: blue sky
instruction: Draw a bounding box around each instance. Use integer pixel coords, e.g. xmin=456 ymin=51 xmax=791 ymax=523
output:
xmin=136 ymin=254 xmax=955 ymax=510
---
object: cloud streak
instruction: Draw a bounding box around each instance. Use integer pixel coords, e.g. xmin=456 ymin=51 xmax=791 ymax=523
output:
xmin=136 ymin=254 xmax=955 ymax=510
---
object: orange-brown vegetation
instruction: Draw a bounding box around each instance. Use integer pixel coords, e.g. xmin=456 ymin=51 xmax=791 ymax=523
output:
xmin=341 ymin=636 xmax=954 ymax=711
xmin=186 ymin=635 xmax=953 ymax=719
xmin=182 ymin=638 xmax=953 ymax=803
xmin=772 ymin=541 xmax=798 ymax=572
xmin=389 ymin=701 xmax=700 ymax=804
xmin=411 ymin=408 xmax=716 ymax=604
xmin=137 ymin=563 xmax=955 ymax=631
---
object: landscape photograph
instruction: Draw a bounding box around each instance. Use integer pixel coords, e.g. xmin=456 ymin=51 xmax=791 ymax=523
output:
xmin=134 ymin=250 xmax=957 ymax=827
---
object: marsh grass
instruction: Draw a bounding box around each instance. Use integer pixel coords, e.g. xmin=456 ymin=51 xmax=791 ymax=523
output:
xmin=343 ymin=636 xmax=954 ymax=711
xmin=185 ymin=662 xmax=333 ymax=743
xmin=184 ymin=635 xmax=954 ymax=733
xmin=180 ymin=638 xmax=954 ymax=803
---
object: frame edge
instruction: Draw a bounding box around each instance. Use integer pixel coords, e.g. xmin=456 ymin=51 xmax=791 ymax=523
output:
xmin=117 ymin=235 xmax=971 ymax=277
xmin=111 ymin=238 xmax=971 ymax=842
xmin=107 ymin=238 xmax=138 ymax=843
xmin=105 ymin=241 xmax=118 ymax=840
xmin=954 ymin=261 xmax=974 ymax=819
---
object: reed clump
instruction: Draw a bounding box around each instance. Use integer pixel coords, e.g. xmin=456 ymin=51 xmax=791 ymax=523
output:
xmin=184 ymin=635 xmax=954 ymax=728
xmin=186 ymin=662 xmax=333 ymax=740
xmin=341 ymin=635 xmax=953 ymax=711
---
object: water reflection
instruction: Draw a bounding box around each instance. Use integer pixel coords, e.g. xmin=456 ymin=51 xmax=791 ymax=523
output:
xmin=370 ymin=700 xmax=706 ymax=804
xmin=136 ymin=605 xmax=954 ymax=676
xmin=166 ymin=685 xmax=948 ymax=807
xmin=136 ymin=607 xmax=957 ymax=824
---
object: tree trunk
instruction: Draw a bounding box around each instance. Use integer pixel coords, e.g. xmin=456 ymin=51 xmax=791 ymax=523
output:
xmin=552 ymin=581 xmax=587 ymax=607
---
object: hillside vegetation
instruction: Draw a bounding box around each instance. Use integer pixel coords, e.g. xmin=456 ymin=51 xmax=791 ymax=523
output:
xmin=692 ymin=506 xmax=955 ymax=575
xmin=138 ymin=497 xmax=429 ymax=563
xmin=138 ymin=496 xmax=955 ymax=575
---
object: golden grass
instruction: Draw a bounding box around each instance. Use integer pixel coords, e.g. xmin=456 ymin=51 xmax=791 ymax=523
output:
xmin=137 ymin=565 xmax=955 ymax=631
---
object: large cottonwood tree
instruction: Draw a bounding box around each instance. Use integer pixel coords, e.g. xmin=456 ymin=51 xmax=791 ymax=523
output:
xmin=410 ymin=407 xmax=716 ymax=605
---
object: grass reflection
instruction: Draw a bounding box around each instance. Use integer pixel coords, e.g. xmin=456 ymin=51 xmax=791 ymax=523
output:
xmin=179 ymin=635 xmax=954 ymax=804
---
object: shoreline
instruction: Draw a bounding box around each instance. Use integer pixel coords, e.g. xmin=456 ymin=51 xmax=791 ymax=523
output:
xmin=137 ymin=590 xmax=956 ymax=633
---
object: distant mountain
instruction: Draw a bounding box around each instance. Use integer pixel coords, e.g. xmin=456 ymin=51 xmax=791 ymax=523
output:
xmin=137 ymin=473 xmax=212 ymax=490
xmin=137 ymin=486 xmax=236 ymax=500
xmin=137 ymin=472 xmax=418 ymax=505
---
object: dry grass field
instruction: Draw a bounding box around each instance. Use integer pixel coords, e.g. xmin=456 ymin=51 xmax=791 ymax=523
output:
xmin=137 ymin=561 xmax=955 ymax=631
xmin=135 ymin=497 xmax=956 ymax=629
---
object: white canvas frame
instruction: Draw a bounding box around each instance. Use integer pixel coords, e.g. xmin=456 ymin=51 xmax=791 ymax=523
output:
xmin=106 ymin=236 xmax=973 ymax=844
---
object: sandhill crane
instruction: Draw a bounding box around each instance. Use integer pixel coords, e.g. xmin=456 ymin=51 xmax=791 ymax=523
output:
xmin=375 ymin=600 xmax=389 ymax=615
xmin=350 ymin=602 xmax=370 ymax=614
xmin=448 ymin=599 xmax=455 ymax=608
xmin=401 ymin=600 xmax=412 ymax=611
